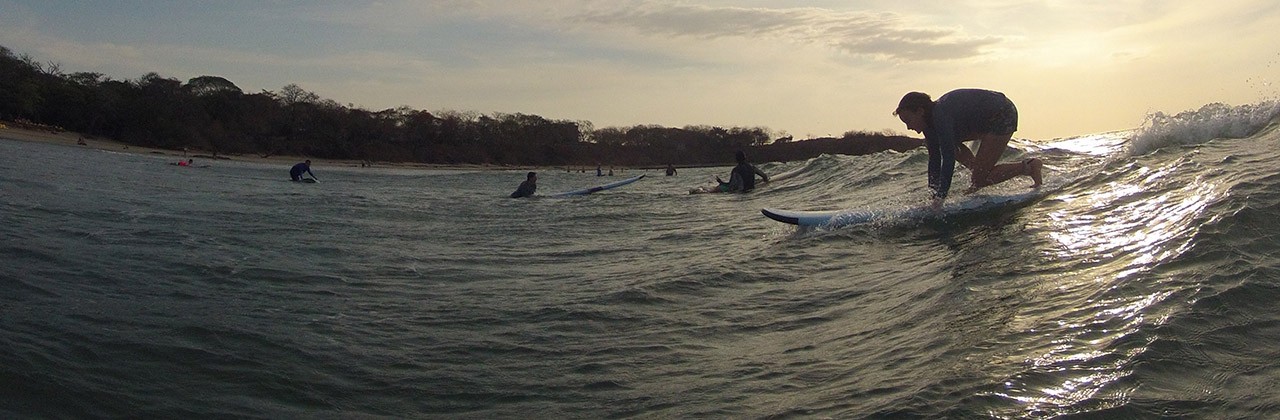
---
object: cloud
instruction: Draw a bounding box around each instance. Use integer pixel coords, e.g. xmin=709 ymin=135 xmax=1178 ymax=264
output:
xmin=272 ymin=2 xmax=1005 ymax=63
xmin=295 ymin=1 xmax=491 ymax=35
xmin=569 ymin=4 xmax=1003 ymax=62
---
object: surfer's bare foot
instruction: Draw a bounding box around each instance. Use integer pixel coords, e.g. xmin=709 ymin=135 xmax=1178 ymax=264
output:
xmin=1026 ymin=158 xmax=1043 ymax=188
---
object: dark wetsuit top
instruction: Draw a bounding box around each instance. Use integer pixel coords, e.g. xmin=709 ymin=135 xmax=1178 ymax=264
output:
xmin=289 ymin=163 xmax=313 ymax=180
xmin=510 ymin=180 xmax=536 ymax=198
xmin=723 ymin=162 xmax=767 ymax=192
xmin=923 ymin=89 xmax=1018 ymax=199
xmin=732 ymin=163 xmax=757 ymax=192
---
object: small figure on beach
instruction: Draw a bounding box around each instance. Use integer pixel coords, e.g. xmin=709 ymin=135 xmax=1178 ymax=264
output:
xmin=510 ymin=172 xmax=537 ymax=198
xmin=892 ymin=89 xmax=1042 ymax=207
xmin=714 ymin=150 xmax=769 ymax=193
xmin=290 ymin=160 xmax=317 ymax=181
xmin=76 ymin=137 xmax=87 ymax=146
xmin=596 ymin=165 xmax=603 ymax=177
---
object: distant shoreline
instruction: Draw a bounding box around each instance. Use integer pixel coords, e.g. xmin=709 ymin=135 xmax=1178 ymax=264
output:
xmin=0 ymin=122 xmax=738 ymax=174
xmin=3 ymin=120 xmax=893 ymax=173
xmin=0 ymin=121 xmax=577 ymax=172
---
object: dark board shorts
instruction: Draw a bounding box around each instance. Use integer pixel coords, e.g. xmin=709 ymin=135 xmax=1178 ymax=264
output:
xmin=983 ymin=95 xmax=1018 ymax=136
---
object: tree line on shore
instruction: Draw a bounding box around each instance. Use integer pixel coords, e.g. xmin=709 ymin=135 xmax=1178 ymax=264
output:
xmin=0 ymin=45 xmax=920 ymax=166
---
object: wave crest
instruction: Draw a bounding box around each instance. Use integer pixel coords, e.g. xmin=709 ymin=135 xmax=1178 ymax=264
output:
xmin=1130 ymin=100 xmax=1280 ymax=156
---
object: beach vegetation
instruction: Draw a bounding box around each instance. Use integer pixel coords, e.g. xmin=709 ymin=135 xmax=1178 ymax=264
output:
xmin=0 ymin=45 xmax=917 ymax=166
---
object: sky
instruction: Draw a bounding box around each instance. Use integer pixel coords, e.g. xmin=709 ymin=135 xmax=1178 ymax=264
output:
xmin=1 ymin=0 xmax=1278 ymax=140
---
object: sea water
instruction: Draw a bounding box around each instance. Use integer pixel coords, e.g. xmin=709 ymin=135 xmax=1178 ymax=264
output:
xmin=3 ymin=100 xmax=1280 ymax=418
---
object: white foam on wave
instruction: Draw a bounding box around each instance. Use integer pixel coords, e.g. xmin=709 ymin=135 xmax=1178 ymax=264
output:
xmin=1130 ymin=100 xmax=1280 ymax=156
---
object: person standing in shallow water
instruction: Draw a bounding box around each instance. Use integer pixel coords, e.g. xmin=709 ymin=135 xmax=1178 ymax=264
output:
xmin=510 ymin=172 xmax=537 ymax=198
xmin=893 ymin=89 xmax=1043 ymax=206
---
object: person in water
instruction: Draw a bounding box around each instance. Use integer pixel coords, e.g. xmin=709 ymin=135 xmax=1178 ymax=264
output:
xmin=893 ymin=89 xmax=1042 ymax=205
xmin=290 ymin=160 xmax=316 ymax=181
xmin=510 ymin=172 xmax=537 ymax=198
xmin=666 ymin=164 xmax=677 ymax=176
xmin=174 ymin=159 xmax=193 ymax=166
xmin=715 ymin=150 xmax=769 ymax=193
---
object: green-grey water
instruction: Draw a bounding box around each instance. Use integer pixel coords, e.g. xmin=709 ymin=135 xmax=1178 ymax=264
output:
xmin=4 ymin=100 xmax=1280 ymax=418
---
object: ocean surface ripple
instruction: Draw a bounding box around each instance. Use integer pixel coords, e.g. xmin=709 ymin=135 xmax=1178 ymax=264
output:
xmin=3 ymin=101 xmax=1280 ymax=418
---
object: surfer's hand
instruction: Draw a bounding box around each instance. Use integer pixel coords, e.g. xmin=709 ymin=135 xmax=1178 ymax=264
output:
xmin=929 ymin=198 xmax=944 ymax=213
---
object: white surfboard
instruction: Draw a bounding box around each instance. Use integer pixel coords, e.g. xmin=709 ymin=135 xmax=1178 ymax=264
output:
xmin=762 ymin=189 xmax=1045 ymax=228
xmin=551 ymin=174 xmax=645 ymax=197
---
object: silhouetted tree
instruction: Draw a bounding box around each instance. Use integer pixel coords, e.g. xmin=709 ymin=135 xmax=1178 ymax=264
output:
xmin=0 ymin=44 xmax=918 ymax=166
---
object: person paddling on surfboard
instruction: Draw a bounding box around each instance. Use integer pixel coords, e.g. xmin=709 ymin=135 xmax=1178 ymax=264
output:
xmin=290 ymin=160 xmax=316 ymax=181
xmin=893 ymin=89 xmax=1043 ymax=208
xmin=714 ymin=150 xmax=770 ymax=193
xmin=510 ymin=171 xmax=537 ymax=198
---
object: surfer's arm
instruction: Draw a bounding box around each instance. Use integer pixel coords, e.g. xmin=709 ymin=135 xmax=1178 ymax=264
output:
xmin=931 ymin=115 xmax=958 ymax=200
xmin=937 ymin=142 xmax=956 ymax=199
xmin=754 ymin=166 xmax=769 ymax=182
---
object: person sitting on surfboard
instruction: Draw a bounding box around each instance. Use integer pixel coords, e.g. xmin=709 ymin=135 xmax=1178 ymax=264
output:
xmin=893 ymin=89 xmax=1042 ymax=205
xmin=715 ymin=150 xmax=769 ymax=193
xmin=510 ymin=171 xmax=537 ymax=198
xmin=290 ymin=160 xmax=316 ymax=181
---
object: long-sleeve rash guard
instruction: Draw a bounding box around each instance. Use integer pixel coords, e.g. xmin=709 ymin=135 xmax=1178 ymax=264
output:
xmin=923 ymin=89 xmax=1015 ymax=199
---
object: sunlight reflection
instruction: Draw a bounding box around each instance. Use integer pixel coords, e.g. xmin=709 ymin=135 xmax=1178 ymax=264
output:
xmin=984 ymin=292 xmax=1163 ymax=417
xmin=992 ymin=152 xmax=1226 ymax=416
xmin=1026 ymin=131 xmax=1133 ymax=156
xmin=989 ymin=369 xmax=1134 ymax=416
xmin=1045 ymin=168 xmax=1223 ymax=266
